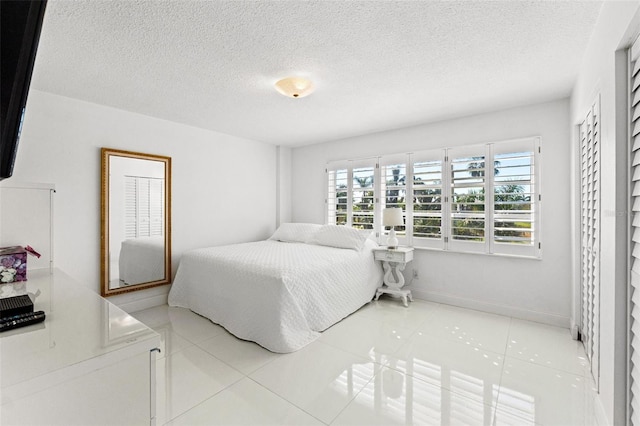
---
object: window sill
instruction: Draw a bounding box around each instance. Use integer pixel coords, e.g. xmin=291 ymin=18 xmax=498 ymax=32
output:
xmin=409 ymin=245 xmax=542 ymax=260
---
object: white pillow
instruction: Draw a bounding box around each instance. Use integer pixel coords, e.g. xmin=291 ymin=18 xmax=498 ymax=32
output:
xmin=269 ymin=223 xmax=322 ymax=243
xmin=310 ymin=224 xmax=372 ymax=251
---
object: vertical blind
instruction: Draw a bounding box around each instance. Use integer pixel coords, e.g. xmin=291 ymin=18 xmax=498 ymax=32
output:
xmin=579 ymin=96 xmax=601 ymax=390
xmin=629 ymin=35 xmax=640 ymax=425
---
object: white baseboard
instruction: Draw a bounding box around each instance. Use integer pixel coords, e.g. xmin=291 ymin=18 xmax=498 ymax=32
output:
xmin=411 ymin=288 xmax=570 ymax=328
xmin=110 ymin=292 xmax=168 ymax=314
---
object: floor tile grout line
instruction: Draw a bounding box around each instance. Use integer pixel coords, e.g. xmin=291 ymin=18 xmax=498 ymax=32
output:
xmin=492 ymin=315 xmax=512 ymax=424
xmin=155 ymin=341 xmax=247 ymax=424
xmin=191 ymin=333 xmax=282 ymax=376
xmin=245 ymin=376 xmax=330 ymax=425
xmin=325 ymin=365 xmax=382 ymax=426
xmin=502 ymin=353 xmax=589 ymax=378
xmin=503 ymin=316 xmax=589 ymax=378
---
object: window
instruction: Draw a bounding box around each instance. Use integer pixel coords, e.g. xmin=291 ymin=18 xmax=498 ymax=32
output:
xmin=326 ymin=137 xmax=541 ymax=257
xmin=411 ymin=150 xmax=445 ymax=249
xmin=492 ymin=139 xmax=538 ymax=256
xmin=326 ymin=164 xmax=348 ymax=225
xmin=448 ymin=146 xmax=487 ymax=252
xmin=352 ymin=164 xmax=376 ymax=230
xmin=326 ymin=158 xmax=378 ymax=230
xmin=380 ymin=155 xmax=408 ymax=244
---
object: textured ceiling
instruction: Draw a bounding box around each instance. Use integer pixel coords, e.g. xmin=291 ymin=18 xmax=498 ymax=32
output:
xmin=31 ymin=0 xmax=603 ymax=147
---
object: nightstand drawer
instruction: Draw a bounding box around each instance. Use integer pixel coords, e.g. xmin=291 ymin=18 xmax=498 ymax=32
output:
xmin=378 ymin=250 xmax=404 ymax=262
xmin=373 ymin=248 xmax=413 ymax=263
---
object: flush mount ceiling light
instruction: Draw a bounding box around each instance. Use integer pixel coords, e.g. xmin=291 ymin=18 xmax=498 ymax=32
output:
xmin=274 ymin=77 xmax=315 ymax=98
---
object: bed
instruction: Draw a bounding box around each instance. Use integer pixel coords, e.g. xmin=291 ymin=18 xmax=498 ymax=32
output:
xmin=119 ymin=236 xmax=165 ymax=285
xmin=168 ymin=224 xmax=383 ymax=353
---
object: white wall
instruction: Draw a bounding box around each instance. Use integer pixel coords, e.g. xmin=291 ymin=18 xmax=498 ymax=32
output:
xmin=292 ymin=99 xmax=572 ymax=326
xmin=276 ymin=145 xmax=292 ymax=226
xmin=570 ymin=2 xmax=640 ymax=424
xmin=4 ymin=90 xmax=277 ymax=310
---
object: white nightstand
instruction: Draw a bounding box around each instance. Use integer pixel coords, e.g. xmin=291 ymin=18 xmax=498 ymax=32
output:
xmin=372 ymin=247 xmax=414 ymax=307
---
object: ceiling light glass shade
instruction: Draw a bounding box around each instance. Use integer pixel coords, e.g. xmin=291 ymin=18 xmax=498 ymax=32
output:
xmin=274 ymin=77 xmax=315 ymax=98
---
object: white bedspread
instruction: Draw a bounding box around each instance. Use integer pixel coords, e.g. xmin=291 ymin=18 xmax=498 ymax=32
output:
xmin=168 ymin=239 xmax=383 ymax=353
xmin=119 ymin=236 xmax=165 ymax=285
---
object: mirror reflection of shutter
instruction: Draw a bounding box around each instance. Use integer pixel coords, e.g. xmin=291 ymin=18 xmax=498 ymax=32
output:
xmin=149 ymin=179 xmax=163 ymax=236
xmin=138 ymin=178 xmax=151 ymax=237
xmin=124 ymin=176 xmax=137 ymax=239
xmin=629 ymin=35 xmax=640 ymax=425
xmin=124 ymin=176 xmax=164 ymax=239
xmin=579 ymin=96 xmax=600 ymax=390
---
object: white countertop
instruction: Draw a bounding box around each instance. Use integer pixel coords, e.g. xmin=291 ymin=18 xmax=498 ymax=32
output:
xmin=0 ymin=268 xmax=159 ymax=403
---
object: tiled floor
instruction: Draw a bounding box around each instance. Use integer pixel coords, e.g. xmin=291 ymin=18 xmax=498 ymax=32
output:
xmin=132 ymin=299 xmax=598 ymax=425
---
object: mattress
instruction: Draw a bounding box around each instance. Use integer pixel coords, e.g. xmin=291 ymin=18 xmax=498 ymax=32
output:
xmin=168 ymin=239 xmax=383 ymax=352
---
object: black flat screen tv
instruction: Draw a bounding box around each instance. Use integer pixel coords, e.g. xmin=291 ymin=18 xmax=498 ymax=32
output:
xmin=0 ymin=0 xmax=47 ymax=181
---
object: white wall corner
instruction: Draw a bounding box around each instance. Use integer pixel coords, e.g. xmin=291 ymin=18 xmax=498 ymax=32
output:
xmin=276 ymin=145 xmax=293 ymax=227
xmin=569 ymin=318 xmax=580 ymax=341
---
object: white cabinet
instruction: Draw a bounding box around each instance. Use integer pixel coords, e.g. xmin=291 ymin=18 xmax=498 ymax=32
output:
xmin=0 ymin=269 xmax=160 ymax=425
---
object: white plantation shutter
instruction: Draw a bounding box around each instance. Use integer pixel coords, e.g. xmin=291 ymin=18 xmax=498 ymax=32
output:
xmin=326 ymin=158 xmax=378 ymax=230
xmin=326 ymin=161 xmax=349 ymax=226
xmin=411 ymin=149 xmax=446 ymax=249
xmin=580 ymin=96 xmax=601 ymax=389
xmin=448 ymin=145 xmax=487 ymax=253
xmin=491 ymin=138 xmax=540 ymax=257
xmin=380 ymin=154 xmax=409 ymax=245
xmin=325 ymin=139 xmax=540 ymax=257
xmin=352 ymin=160 xmax=377 ymax=231
xmin=629 ymin=35 xmax=640 ymax=425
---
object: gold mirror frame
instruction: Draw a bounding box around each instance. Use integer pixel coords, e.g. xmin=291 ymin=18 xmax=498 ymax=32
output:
xmin=100 ymin=148 xmax=172 ymax=297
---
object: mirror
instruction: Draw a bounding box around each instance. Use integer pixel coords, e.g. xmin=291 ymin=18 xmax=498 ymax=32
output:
xmin=101 ymin=148 xmax=171 ymax=297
